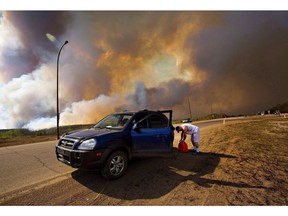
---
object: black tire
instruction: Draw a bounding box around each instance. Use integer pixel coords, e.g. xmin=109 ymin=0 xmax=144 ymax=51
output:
xmin=101 ymin=150 xmax=128 ymax=180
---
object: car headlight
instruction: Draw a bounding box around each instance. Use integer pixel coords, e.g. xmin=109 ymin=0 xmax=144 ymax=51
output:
xmin=78 ymin=139 xmax=97 ymax=150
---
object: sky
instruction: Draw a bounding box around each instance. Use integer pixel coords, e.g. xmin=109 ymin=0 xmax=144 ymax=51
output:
xmin=0 ymin=10 xmax=288 ymax=130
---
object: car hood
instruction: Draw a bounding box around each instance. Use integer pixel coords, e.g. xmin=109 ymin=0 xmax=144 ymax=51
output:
xmin=64 ymin=128 xmax=119 ymax=140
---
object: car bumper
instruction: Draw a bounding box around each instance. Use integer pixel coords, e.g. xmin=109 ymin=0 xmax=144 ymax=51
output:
xmin=55 ymin=146 xmax=108 ymax=170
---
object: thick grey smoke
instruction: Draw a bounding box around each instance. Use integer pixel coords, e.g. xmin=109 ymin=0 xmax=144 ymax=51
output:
xmin=187 ymin=11 xmax=288 ymax=114
xmin=0 ymin=11 xmax=287 ymax=130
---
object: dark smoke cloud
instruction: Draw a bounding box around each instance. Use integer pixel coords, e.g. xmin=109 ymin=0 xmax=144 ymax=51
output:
xmin=1 ymin=48 xmax=38 ymax=79
xmin=5 ymin=11 xmax=70 ymax=52
xmin=184 ymin=11 xmax=288 ymax=115
xmin=2 ymin=11 xmax=71 ymax=80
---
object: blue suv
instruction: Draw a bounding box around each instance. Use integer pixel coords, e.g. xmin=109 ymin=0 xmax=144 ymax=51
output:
xmin=56 ymin=110 xmax=175 ymax=179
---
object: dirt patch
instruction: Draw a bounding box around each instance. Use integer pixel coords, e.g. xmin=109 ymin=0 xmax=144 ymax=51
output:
xmin=1 ymin=117 xmax=287 ymax=205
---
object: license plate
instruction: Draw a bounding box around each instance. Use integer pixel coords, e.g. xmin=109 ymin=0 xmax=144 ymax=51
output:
xmin=57 ymin=148 xmax=68 ymax=156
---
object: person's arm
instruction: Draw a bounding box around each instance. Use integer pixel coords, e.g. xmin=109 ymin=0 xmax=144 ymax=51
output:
xmin=180 ymin=126 xmax=187 ymax=141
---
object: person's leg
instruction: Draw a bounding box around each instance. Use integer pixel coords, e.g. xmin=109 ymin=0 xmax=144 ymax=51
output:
xmin=192 ymin=141 xmax=199 ymax=152
xmin=191 ymin=135 xmax=196 ymax=151
xmin=193 ymin=142 xmax=200 ymax=152
xmin=193 ymin=129 xmax=200 ymax=153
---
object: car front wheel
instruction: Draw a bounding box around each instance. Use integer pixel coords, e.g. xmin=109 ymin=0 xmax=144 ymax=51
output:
xmin=101 ymin=150 xmax=128 ymax=180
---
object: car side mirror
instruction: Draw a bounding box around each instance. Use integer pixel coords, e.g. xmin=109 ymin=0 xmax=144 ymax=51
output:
xmin=132 ymin=123 xmax=140 ymax=133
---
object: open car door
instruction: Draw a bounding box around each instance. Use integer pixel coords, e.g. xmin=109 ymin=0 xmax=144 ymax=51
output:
xmin=131 ymin=110 xmax=174 ymax=154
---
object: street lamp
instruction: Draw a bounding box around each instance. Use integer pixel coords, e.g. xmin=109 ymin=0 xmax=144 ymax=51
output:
xmin=56 ymin=40 xmax=68 ymax=139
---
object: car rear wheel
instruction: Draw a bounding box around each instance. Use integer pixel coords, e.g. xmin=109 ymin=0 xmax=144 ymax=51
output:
xmin=101 ymin=150 xmax=128 ymax=180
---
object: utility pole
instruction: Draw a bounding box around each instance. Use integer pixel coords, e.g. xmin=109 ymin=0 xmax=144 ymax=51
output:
xmin=187 ymin=96 xmax=192 ymax=120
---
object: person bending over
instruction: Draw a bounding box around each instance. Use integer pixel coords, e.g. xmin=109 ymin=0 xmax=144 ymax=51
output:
xmin=176 ymin=124 xmax=200 ymax=154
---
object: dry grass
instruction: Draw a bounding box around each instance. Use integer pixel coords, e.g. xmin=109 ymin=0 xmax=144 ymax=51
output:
xmin=199 ymin=117 xmax=288 ymax=205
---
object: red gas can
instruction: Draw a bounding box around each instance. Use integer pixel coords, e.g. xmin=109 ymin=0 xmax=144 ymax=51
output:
xmin=178 ymin=141 xmax=188 ymax=153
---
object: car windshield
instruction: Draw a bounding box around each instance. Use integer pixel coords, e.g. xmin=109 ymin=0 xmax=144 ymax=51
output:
xmin=94 ymin=114 xmax=133 ymax=130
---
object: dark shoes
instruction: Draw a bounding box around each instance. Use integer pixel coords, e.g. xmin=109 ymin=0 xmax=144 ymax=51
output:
xmin=192 ymin=149 xmax=200 ymax=155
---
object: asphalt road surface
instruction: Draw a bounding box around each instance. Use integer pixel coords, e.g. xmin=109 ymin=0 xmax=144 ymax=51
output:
xmin=0 ymin=116 xmax=256 ymax=196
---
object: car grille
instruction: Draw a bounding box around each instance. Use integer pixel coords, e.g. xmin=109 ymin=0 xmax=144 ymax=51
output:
xmin=58 ymin=138 xmax=78 ymax=149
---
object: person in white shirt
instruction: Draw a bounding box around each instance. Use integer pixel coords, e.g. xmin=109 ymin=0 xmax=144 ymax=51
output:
xmin=176 ymin=124 xmax=200 ymax=154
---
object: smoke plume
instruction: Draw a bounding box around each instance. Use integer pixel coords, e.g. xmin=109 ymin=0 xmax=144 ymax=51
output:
xmin=0 ymin=11 xmax=287 ymax=130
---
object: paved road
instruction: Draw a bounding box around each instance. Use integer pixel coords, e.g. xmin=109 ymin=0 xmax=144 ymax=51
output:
xmin=0 ymin=116 xmax=261 ymax=195
xmin=0 ymin=140 xmax=74 ymax=195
